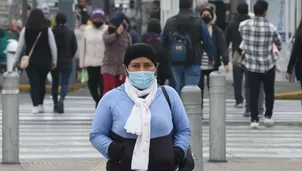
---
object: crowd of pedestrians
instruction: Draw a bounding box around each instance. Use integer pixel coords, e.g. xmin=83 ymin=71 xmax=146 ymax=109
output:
xmin=8 ymin=0 xmax=301 ymax=170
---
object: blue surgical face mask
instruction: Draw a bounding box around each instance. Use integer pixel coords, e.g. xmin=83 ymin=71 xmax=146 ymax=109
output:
xmin=128 ymin=71 xmax=155 ymax=89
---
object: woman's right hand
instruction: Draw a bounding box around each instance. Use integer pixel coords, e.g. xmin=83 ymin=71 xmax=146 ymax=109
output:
xmin=286 ymin=72 xmax=291 ymax=80
xmin=117 ymin=25 xmax=124 ymax=34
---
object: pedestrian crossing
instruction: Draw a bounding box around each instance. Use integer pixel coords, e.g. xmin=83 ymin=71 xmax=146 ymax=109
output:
xmin=1 ymin=96 xmax=96 ymax=125
xmin=0 ymin=125 xmax=301 ymax=160
xmin=0 ymin=96 xmax=301 ymax=125
xmin=0 ymin=96 xmax=301 ymax=160
xmin=202 ymin=99 xmax=302 ymax=124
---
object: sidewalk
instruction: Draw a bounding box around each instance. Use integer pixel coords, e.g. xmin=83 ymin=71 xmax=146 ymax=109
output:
xmin=0 ymin=159 xmax=301 ymax=171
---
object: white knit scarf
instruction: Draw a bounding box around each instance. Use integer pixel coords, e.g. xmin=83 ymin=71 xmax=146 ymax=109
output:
xmin=124 ymin=77 xmax=158 ymax=171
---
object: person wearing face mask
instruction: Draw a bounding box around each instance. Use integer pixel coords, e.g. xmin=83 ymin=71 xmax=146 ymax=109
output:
xmin=199 ymin=8 xmax=229 ymax=110
xmin=80 ymin=9 xmax=108 ymax=108
xmin=90 ymin=43 xmax=190 ymax=171
xmin=102 ymin=12 xmax=132 ymax=95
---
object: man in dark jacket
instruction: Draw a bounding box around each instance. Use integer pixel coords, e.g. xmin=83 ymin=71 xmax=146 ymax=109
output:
xmin=225 ymin=2 xmax=250 ymax=108
xmin=161 ymin=0 xmax=214 ymax=94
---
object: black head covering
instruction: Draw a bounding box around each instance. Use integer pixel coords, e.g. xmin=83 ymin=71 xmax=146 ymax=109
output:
xmin=124 ymin=43 xmax=158 ymax=67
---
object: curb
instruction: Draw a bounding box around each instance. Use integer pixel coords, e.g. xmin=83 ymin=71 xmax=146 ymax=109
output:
xmin=19 ymin=83 xmax=87 ymax=93
xmin=275 ymin=91 xmax=302 ymax=100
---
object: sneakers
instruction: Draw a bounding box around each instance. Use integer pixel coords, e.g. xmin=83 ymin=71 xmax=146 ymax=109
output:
xmin=38 ymin=105 xmax=44 ymax=113
xmin=249 ymin=118 xmax=274 ymax=129
xmin=32 ymin=106 xmax=39 ymax=114
xmin=54 ymin=100 xmax=64 ymax=113
xmin=234 ymin=102 xmax=244 ymax=108
xmin=243 ymin=111 xmax=251 ymax=117
xmin=32 ymin=105 xmax=44 ymax=114
xmin=56 ymin=100 xmax=64 ymax=113
xmin=250 ymin=122 xmax=259 ymax=129
xmin=264 ymin=118 xmax=274 ymax=127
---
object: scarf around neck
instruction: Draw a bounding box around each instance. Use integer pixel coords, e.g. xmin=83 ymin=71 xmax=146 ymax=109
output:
xmin=124 ymin=77 xmax=158 ymax=170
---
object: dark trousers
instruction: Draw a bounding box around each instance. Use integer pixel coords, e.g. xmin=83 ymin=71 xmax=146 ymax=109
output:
xmin=233 ymin=65 xmax=244 ymax=104
xmin=199 ymin=69 xmax=216 ymax=108
xmin=87 ymin=66 xmax=103 ymax=104
xmin=247 ymin=67 xmax=275 ymax=122
xmin=26 ymin=66 xmax=50 ymax=106
xmin=51 ymin=66 xmax=72 ymax=103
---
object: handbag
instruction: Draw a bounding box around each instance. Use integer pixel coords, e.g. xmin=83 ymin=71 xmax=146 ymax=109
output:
xmin=161 ymin=86 xmax=195 ymax=171
xmin=232 ymin=50 xmax=243 ymax=66
xmin=19 ymin=32 xmax=42 ymax=69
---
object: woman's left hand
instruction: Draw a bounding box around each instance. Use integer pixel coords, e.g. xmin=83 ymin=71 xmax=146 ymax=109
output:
xmin=51 ymin=63 xmax=57 ymax=70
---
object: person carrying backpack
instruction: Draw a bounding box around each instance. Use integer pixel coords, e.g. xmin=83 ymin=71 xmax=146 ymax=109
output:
xmin=161 ymin=0 xmax=214 ymax=94
xmin=142 ymin=19 xmax=172 ymax=85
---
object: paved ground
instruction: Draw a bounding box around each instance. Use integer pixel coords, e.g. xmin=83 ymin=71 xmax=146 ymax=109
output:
xmin=0 ymin=96 xmax=301 ymax=161
xmin=0 ymin=159 xmax=301 ymax=171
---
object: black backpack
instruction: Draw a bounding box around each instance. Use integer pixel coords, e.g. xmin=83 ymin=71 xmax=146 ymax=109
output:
xmin=161 ymin=86 xmax=195 ymax=171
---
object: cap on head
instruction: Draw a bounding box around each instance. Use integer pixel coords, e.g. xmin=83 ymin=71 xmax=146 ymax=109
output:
xmin=91 ymin=8 xmax=105 ymax=19
xmin=109 ymin=11 xmax=125 ymax=26
xmin=124 ymin=43 xmax=158 ymax=67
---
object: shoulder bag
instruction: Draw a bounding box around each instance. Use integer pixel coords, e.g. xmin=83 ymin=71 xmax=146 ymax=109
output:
xmin=20 ymin=32 xmax=42 ymax=69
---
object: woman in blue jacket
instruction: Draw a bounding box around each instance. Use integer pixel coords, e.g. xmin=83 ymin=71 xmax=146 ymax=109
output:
xmin=90 ymin=43 xmax=190 ymax=171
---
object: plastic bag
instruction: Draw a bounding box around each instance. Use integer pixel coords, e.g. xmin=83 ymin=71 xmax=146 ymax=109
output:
xmin=47 ymin=72 xmax=52 ymax=83
xmin=81 ymin=69 xmax=88 ymax=83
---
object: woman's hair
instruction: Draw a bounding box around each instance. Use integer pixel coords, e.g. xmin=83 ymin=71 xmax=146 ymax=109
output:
xmin=147 ymin=19 xmax=161 ymax=33
xmin=26 ymin=9 xmax=48 ymax=30
xmin=55 ymin=13 xmax=67 ymax=25
xmin=53 ymin=13 xmax=69 ymax=48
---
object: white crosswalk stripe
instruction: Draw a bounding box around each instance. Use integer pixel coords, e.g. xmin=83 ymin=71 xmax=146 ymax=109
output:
xmin=202 ymin=99 xmax=302 ymax=123
xmin=0 ymin=97 xmax=96 ymax=124
xmin=0 ymin=125 xmax=301 ymax=160
xmin=0 ymin=96 xmax=301 ymax=160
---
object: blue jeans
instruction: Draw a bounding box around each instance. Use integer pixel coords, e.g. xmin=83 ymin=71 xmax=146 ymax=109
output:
xmin=51 ymin=66 xmax=72 ymax=103
xmin=171 ymin=65 xmax=201 ymax=94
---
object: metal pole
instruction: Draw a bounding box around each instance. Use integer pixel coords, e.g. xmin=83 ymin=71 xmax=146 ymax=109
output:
xmin=2 ymin=72 xmax=20 ymax=164
xmin=22 ymin=0 xmax=28 ymax=26
xmin=208 ymin=72 xmax=227 ymax=162
xmin=181 ymin=86 xmax=203 ymax=171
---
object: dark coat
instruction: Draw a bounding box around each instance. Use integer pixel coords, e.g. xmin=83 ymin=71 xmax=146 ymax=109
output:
xmin=212 ymin=25 xmax=229 ymax=68
xmin=225 ymin=14 xmax=251 ymax=52
xmin=287 ymin=30 xmax=302 ymax=81
xmin=52 ymin=25 xmax=77 ymax=67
